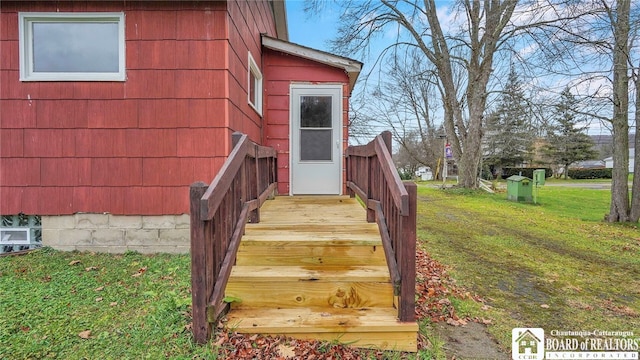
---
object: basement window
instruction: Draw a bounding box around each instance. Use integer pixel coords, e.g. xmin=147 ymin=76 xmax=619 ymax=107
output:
xmin=1 ymin=215 xmax=41 ymax=254
xmin=248 ymin=52 xmax=263 ymax=115
xmin=19 ymin=12 xmax=125 ymax=81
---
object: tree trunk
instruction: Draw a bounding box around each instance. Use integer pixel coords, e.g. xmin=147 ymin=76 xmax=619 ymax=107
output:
xmin=629 ymin=66 xmax=640 ymax=222
xmin=607 ymin=0 xmax=630 ymax=223
xmin=457 ymin=116 xmax=483 ymax=188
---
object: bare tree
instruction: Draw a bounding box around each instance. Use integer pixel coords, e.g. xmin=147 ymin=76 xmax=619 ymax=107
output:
xmin=520 ymin=0 xmax=639 ymax=222
xmin=306 ymin=0 xmax=521 ymax=188
xmin=361 ymin=50 xmax=443 ymax=178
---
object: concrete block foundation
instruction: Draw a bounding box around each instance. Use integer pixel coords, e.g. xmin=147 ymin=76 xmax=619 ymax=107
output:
xmin=42 ymin=214 xmax=190 ymax=254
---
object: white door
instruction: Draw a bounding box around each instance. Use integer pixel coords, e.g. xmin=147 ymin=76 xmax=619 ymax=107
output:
xmin=290 ymin=85 xmax=342 ymax=195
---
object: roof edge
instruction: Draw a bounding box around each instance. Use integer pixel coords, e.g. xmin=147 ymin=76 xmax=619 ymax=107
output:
xmin=270 ymin=0 xmax=288 ymax=41
xmin=262 ymin=35 xmax=363 ymax=92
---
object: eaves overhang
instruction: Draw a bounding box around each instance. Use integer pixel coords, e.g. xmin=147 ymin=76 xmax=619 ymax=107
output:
xmin=262 ymin=35 xmax=363 ymax=93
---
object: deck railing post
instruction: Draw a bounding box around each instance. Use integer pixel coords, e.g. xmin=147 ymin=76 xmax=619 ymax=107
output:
xmin=190 ymin=181 xmax=211 ymax=343
xmin=380 ymin=131 xmax=392 ymax=155
xmin=365 ymin=155 xmax=375 ymax=222
xmin=346 ymin=153 xmax=354 ymax=198
xmin=399 ymin=181 xmax=417 ymax=322
xmin=249 ymin=143 xmax=260 ymax=223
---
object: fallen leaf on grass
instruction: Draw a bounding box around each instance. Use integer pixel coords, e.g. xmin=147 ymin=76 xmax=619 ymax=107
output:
xmin=109 ymin=302 xmax=118 ymax=307
xmin=214 ymin=333 xmax=227 ymax=347
xmin=94 ymin=286 xmax=104 ymax=291
xmin=78 ymin=330 xmax=91 ymax=339
xmin=438 ymin=298 xmax=451 ymax=306
xmin=540 ymin=304 xmax=550 ymax=309
xmin=131 ymin=267 xmax=147 ymax=277
xmin=95 ymin=297 xmax=103 ymax=302
xmin=278 ymin=344 xmax=296 ymax=359
xmin=68 ymin=260 xmax=81 ymax=266
xmin=481 ymin=318 xmax=492 ymax=325
xmin=85 ymin=266 xmax=99 ymax=272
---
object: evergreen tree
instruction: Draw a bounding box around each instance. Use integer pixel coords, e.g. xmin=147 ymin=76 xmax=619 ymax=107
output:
xmin=483 ymin=66 xmax=534 ymax=177
xmin=544 ymin=87 xmax=598 ymax=179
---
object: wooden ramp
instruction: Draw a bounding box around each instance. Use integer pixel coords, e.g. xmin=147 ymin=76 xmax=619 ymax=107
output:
xmin=224 ymin=196 xmax=418 ymax=352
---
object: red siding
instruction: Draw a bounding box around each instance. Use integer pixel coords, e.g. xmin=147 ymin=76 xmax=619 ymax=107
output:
xmin=263 ymin=49 xmax=352 ymax=195
xmin=0 ymin=0 xmax=277 ymax=216
xmin=226 ymin=0 xmax=276 ymax=142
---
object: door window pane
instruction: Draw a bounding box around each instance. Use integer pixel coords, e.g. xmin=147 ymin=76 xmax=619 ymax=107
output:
xmin=300 ymin=96 xmax=332 ymax=128
xmin=300 ymin=129 xmax=332 ymax=161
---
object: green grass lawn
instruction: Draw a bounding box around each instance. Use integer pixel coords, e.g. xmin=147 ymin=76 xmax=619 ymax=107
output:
xmin=416 ymin=185 xmax=640 ymax=350
xmin=0 ymin=250 xmax=220 ymax=359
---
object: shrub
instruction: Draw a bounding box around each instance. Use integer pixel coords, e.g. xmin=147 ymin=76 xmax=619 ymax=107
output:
xmin=398 ymin=169 xmax=414 ymax=180
xmin=567 ymin=168 xmax=612 ymax=179
xmin=500 ymin=167 xmax=552 ymax=179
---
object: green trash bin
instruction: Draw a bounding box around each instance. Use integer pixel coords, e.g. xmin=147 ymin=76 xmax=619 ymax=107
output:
xmin=533 ymin=169 xmax=546 ymax=186
xmin=506 ymin=175 xmax=533 ymax=202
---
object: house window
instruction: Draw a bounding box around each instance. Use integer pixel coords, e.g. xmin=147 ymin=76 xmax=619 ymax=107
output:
xmin=248 ymin=52 xmax=263 ymax=115
xmin=19 ymin=12 xmax=125 ymax=81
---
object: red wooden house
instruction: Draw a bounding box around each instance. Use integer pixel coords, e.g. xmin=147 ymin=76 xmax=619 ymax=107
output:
xmin=0 ymin=0 xmax=361 ymax=253
xmin=1 ymin=2 xmax=420 ymax=351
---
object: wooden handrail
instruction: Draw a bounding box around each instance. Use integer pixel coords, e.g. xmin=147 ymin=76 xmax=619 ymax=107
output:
xmin=345 ymin=131 xmax=417 ymax=322
xmin=190 ymin=132 xmax=277 ymax=344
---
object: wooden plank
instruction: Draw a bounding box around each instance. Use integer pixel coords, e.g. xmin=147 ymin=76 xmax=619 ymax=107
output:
xmin=200 ymin=134 xmax=251 ymax=220
xmin=256 ymin=145 xmax=277 ymax=158
xmin=373 ymin=136 xmax=408 ymax=215
xmin=242 ymin=227 xmax=381 ymax=242
xmin=225 ymin=281 xmax=393 ymax=308
xmin=347 ymin=181 xmax=367 ymax=204
xmin=243 ymin=224 xmax=380 ymax=234
xmin=228 ymin=265 xmax=391 ymax=282
xmin=226 ymin=307 xmax=418 ymax=333
xmin=225 ymin=307 xmax=417 ymax=351
xmin=235 ymin=244 xmax=386 ymax=266
xmin=254 ymin=196 xmax=369 ymax=225
xmin=256 ymin=182 xmax=277 ymax=208
xmin=345 ymin=141 xmax=376 ymax=157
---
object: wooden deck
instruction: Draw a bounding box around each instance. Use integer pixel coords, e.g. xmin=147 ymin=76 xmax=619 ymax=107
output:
xmin=223 ymin=196 xmax=418 ymax=352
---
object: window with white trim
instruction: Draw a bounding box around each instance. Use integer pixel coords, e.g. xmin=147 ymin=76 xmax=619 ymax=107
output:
xmin=248 ymin=52 xmax=263 ymax=115
xmin=19 ymin=12 xmax=125 ymax=81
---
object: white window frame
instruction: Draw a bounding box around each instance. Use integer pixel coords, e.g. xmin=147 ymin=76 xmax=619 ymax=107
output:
xmin=19 ymin=12 xmax=126 ymax=82
xmin=247 ymin=52 xmax=263 ymax=116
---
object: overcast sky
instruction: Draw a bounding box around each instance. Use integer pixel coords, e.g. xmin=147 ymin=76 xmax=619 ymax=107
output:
xmin=284 ymin=1 xmax=625 ymax=137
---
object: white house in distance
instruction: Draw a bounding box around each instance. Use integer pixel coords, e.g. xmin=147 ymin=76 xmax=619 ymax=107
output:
xmin=604 ymin=149 xmax=635 ymax=173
